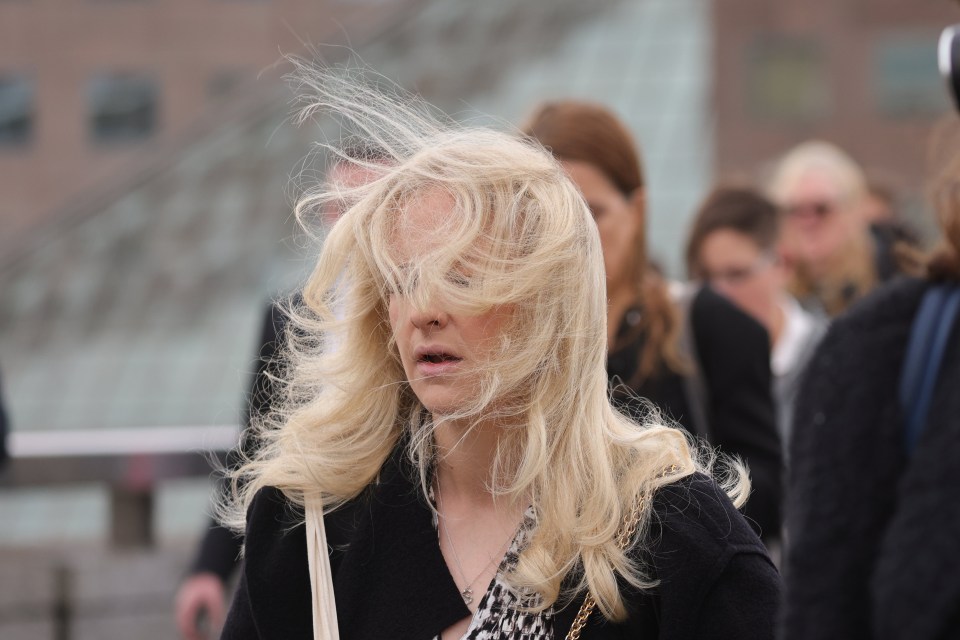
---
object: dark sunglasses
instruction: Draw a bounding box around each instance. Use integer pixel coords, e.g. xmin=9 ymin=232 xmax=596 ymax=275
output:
xmin=784 ymin=200 xmax=836 ymax=219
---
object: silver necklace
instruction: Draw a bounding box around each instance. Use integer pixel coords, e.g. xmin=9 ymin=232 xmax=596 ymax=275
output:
xmin=435 ymin=477 xmax=514 ymax=606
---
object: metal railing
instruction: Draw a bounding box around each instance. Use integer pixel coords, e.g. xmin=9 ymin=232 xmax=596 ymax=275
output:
xmin=0 ymin=425 xmax=238 ymax=639
xmin=1 ymin=425 xmax=237 ymax=547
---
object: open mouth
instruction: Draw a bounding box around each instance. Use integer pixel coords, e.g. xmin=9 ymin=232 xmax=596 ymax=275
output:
xmin=417 ymin=352 xmax=462 ymax=364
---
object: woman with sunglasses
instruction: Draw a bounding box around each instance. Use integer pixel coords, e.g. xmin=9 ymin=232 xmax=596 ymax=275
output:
xmin=768 ymin=141 xmax=901 ymax=317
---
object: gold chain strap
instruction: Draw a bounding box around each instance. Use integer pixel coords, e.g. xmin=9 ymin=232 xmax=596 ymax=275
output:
xmin=564 ymin=465 xmax=679 ymax=640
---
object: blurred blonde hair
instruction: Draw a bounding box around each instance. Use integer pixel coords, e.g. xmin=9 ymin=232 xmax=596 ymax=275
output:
xmin=767 ymin=140 xmax=876 ymax=315
xmin=220 ymin=62 xmax=748 ymax=621
xmin=767 ymin=140 xmax=869 ymax=208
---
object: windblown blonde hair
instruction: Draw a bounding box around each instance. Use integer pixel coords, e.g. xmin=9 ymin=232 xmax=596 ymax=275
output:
xmin=221 ymin=62 xmax=748 ymax=621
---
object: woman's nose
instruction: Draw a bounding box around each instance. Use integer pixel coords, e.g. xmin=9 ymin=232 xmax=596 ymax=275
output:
xmin=409 ymin=305 xmax=449 ymax=330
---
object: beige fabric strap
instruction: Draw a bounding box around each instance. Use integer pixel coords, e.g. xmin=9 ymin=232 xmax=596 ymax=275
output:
xmin=305 ymin=495 xmax=340 ymax=640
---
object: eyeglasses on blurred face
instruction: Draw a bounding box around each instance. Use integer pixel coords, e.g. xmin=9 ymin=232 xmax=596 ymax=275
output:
xmin=700 ymin=252 xmax=777 ymax=288
xmin=783 ymin=200 xmax=836 ymax=221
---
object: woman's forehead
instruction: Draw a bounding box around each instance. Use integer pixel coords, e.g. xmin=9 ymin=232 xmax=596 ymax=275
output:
xmin=785 ymin=168 xmax=845 ymax=202
xmin=390 ymin=189 xmax=460 ymax=261
xmin=703 ymin=228 xmax=762 ymax=258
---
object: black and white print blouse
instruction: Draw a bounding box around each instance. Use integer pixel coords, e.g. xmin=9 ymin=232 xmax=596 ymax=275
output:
xmin=429 ymin=499 xmax=553 ymax=639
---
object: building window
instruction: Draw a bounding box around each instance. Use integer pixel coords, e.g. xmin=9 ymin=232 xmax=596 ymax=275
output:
xmin=88 ymin=73 xmax=157 ymax=143
xmin=874 ymin=34 xmax=949 ymax=119
xmin=208 ymin=69 xmax=247 ymax=100
xmin=746 ymin=37 xmax=829 ymax=122
xmin=0 ymin=75 xmax=34 ymax=147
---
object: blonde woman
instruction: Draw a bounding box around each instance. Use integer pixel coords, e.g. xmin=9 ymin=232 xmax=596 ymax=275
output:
xmin=220 ymin=68 xmax=779 ymax=639
xmin=767 ymin=141 xmax=886 ymax=317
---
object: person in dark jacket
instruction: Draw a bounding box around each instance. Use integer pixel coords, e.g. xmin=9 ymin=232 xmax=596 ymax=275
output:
xmin=783 ymin=121 xmax=960 ymax=639
xmin=684 ymin=186 xmax=828 ymax=455
xmin=220 ymin=70 xmax=780 ymax=639
xmin=523 ymin=102 xmax=783 ymax=541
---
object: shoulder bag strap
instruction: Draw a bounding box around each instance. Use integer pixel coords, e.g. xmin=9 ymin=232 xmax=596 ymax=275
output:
xmin=899 ymin=284 xmax=960 ymax=455
xmin=305 ymin=495 xmax=341 ymax=640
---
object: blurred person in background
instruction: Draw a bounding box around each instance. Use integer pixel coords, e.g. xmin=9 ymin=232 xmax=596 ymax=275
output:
xmin=783 ymin=121 xmax=960 ymax=637
xmin=862 ymin=179 xmax=898 ymax=225
xmin=767 ymin=141 xmax=910 ymax=318
xmin=174 ymin=146 xmax=386 ymax=640
xmin=685 ymin=186 xmax=827 ymax=455
xmin=864 ymin=178 xmax=923 ymax=283
xmin=523 ymin=101 xmax=783 ymax=543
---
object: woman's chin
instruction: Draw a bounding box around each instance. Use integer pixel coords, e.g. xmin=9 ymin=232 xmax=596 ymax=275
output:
xmin=418 ymin=397 xmax=472 ymax=420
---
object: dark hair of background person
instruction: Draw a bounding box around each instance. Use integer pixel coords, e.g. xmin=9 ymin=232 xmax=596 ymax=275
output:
xmin=685 ymin=187 xmax=781 ymax=280
xmin=522 ymin=101 xmax=685 ymax=383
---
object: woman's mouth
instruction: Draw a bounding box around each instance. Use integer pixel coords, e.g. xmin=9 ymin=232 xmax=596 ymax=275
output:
xmin=414 ymin=349 xmax=463 ymax=376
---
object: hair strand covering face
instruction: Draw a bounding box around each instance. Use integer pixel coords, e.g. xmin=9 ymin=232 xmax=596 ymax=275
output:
xmin=218 ymin=59 xmax=748 ymax=622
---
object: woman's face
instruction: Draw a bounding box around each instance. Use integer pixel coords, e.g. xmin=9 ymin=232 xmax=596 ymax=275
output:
xmin=696 ymin=228 xmax=783 ymax=334
xmin=561 ymin=160 xmax=643 ymax=299
xmin=387 ymin=190 xmax=511 ymax=416
xmin=778 ymin=169 xmax=859 ymax=275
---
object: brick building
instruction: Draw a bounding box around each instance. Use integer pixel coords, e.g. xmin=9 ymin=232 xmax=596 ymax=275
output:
xmin=713 ymin=0 xmax=958 ymax=233
xmin=0 ymin=0 xmax=411 ymax=249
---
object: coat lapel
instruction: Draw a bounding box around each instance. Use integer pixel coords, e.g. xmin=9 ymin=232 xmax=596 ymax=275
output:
xmin=332 ymin=449 xmax=470 ymax=640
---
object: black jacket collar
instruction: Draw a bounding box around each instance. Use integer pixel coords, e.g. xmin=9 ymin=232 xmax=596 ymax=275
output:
xmin=326 ymin=446 xmax=585 ymax=639
xmin=329 ymin=448 xmax=469 ymax=638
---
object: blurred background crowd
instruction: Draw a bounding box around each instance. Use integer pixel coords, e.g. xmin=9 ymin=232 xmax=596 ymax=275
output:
xmin=1 ymin=0 xmax=958 ymax=638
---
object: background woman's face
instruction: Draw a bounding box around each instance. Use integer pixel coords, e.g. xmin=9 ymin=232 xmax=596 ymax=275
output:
xmin=779 ymin=169 xmax=859 ymax=275
xmin=387 ymin=190 xmax=511 ymax=416
xmin=697 ymin=228 xmax=782 ymax=334
xmin=561 ymin=160 xmax=643 ymax=298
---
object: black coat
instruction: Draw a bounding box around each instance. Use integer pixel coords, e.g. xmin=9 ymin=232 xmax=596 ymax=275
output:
xmin=783 ymin=278 xmax=960 ymax=640
xmin=222 ymin=446 xmax=780 ymax=640
xmin=608 ymin=286 xmax=783 ymax=539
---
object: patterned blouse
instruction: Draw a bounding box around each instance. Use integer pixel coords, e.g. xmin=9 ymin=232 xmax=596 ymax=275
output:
xmin=429 ymin=493 xmax=553 ymax=639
